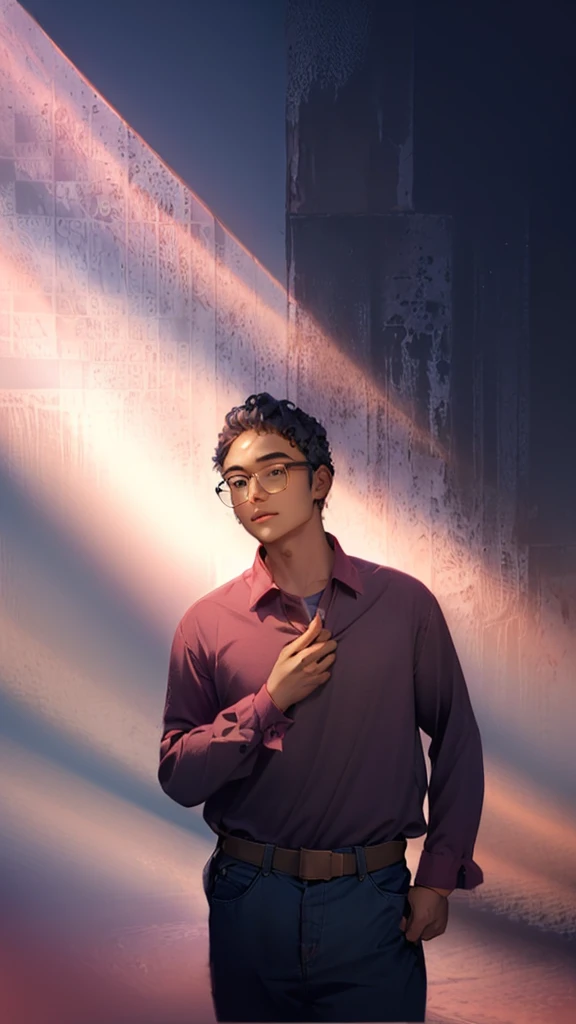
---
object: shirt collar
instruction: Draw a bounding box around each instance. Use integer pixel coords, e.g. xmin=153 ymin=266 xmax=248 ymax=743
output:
xmin=247 ymin=531 xmax=364 ymax=611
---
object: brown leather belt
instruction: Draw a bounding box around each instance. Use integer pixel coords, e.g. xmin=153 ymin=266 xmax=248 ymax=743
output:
xmin=218 ymin=833 xmax=407 ymax=881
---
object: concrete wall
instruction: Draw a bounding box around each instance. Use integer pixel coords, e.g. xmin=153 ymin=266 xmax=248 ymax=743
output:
xmin=287 ymin=1 xmax=576 ymax=1021
xmin=0 ymin=0 xmax=575 ymax=1022
xmin=0 ymin=2 xmax=288 ymax=1020
xmin=0 ymin=0 xmax=288 ymax=582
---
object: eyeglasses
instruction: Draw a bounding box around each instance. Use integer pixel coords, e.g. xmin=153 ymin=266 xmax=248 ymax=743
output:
xmin=215 ymin=461 xmax=312 ymax=508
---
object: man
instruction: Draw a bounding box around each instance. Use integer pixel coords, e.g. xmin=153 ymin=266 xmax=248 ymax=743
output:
xmin=158 ymin=394 xmax=484 ymax=1023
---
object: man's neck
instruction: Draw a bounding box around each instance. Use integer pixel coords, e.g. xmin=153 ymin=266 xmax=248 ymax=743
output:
xmin=263 ymin=528 xmax=335 ymax=598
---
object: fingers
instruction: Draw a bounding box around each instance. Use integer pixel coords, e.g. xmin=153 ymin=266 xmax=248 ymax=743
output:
xmin=403 ymin=922 xmax=447 ymax=942
xmin=420 ymin=923 xmax=447 ymax=941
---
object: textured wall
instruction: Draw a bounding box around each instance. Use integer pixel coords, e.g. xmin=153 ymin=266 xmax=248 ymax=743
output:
xmin=287 ymin=0 xmax=413 ymax=213
xmin=0 ymin=1 xmax=288 ymax=1021
xmin=0 ymin=1 xmax=575 ymax=1023
xmin=287 ymin=1 xmax=576 ymax=1023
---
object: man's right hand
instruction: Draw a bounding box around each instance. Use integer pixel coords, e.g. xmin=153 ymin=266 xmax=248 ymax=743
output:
xmin=265 ymin=612 xmax=337 ymax=712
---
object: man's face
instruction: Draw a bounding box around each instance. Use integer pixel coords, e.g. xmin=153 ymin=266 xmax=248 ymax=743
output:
xmin=221 ymin=428 xmax=329 ymax=538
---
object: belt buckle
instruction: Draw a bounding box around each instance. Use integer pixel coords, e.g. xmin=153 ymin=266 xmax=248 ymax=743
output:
xmin=298 ymin=848 xmax=345 ymax=881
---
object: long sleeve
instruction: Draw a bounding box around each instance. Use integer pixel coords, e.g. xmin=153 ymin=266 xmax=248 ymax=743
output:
xmin=412 ymin=594 xmax=485 ymax=891
xmin=158 ymin=620 xmax=294 ymax=808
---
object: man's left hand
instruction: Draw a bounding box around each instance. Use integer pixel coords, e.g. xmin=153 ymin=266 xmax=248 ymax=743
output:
xmin=399 ymin=885 xmax=450 ymax=943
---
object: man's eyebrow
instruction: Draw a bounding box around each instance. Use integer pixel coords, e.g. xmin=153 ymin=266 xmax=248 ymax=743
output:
xmin=223 ymin=451 xmax=295 ymax=476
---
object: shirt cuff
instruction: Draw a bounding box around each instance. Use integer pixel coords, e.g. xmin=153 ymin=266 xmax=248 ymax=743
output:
xmin=253 ymin=684 xmax=294 ymax=751
xmin=413 ymin=849 xmax=484 ymax=891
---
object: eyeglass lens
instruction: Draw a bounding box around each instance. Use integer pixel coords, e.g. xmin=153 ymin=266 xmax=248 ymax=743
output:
xmin=219 ymin=464 xmax=288 ymax=507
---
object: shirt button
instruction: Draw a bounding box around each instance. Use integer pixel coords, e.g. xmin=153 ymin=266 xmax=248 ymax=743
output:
xmin=239 ymin=743 xmax=247 ymax=753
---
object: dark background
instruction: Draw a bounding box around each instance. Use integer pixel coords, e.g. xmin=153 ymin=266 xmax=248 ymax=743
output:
xmin=19 ymin=0 xmax=576 ymax=543
xmin=413 ymin=0 xmax=576 ymax=544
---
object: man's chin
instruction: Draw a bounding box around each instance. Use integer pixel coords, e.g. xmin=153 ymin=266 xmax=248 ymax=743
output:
xmin=250 ymin=516 xmax=287 ymax=539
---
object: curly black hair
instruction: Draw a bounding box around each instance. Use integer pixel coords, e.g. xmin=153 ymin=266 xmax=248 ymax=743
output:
xmin=212 ymin=393 xmax=335 ymax=515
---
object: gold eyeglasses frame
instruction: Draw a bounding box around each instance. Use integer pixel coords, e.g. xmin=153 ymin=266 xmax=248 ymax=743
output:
xmin=215 ymin=461 xmax=314 ymax=507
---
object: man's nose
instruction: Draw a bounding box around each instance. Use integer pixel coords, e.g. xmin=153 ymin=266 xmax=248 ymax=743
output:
xmin=248 ymin=476 xmax=267 ymax=499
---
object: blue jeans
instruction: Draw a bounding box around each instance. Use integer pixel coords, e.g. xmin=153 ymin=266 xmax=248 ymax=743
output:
xmin=202 ymin=841 xmax=427 ymax=1022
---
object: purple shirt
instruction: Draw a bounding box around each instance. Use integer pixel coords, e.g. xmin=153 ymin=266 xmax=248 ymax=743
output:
xmin=158 ymin=531 xmax=484 ymax=891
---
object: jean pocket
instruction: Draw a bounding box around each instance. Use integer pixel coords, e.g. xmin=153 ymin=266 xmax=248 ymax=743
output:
xmin=366 ymin=860 xmax=411 ymax=902
xmin=209 ymin=851 xmax=262 ymax=905
xmin=202 ymin=848 xmax=219 ymax=903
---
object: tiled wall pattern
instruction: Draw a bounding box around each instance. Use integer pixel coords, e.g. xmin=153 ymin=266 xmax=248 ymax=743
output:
xmin=0 ymin=0 xmax=287 ymax=480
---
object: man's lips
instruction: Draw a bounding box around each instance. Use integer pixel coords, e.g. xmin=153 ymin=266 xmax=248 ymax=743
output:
xmin=251 ymin=512 xmax=278 ymax=522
